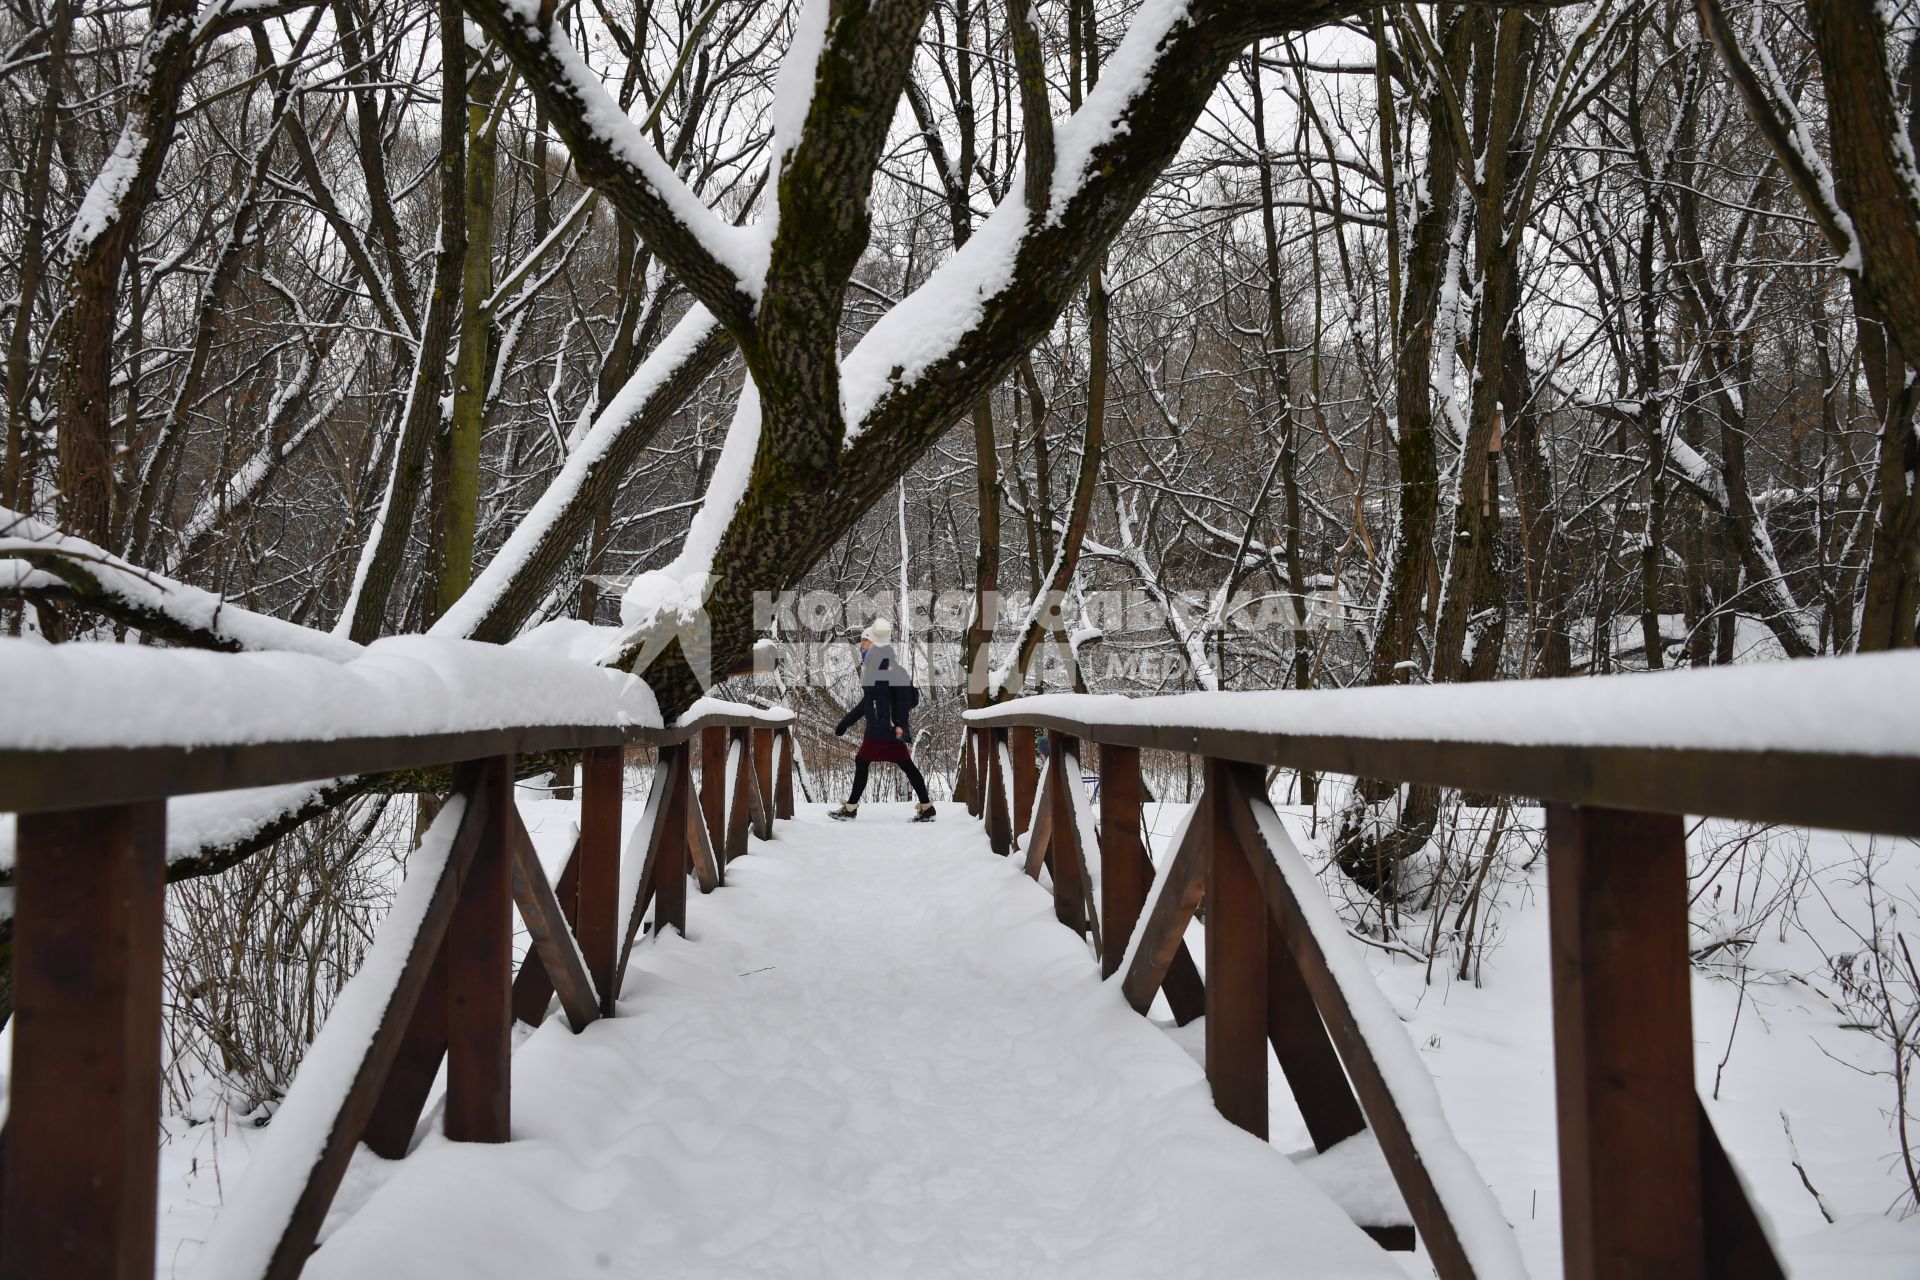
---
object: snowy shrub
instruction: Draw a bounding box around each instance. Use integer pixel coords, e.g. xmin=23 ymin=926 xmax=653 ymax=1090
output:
xmin=162 ymin=796 xmax=413 ymax=1121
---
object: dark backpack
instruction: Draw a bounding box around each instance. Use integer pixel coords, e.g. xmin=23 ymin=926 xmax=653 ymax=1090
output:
xmin=876 ymin=654 xmax=921 ymax=711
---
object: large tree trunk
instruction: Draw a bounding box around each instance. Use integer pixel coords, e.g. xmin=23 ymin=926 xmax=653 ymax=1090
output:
xmin=1361 ymin=16 xmax=1464 ymax=700
xmin=438 ymin=56 xmax=504 ymax=619
xmin=340 ymin=0 xmax=468 ymax=643
xmin=1501 ymin=330 xmax=1570 ymax=676
xmin=1003 ymin=271 xmax=1105 ymax=697
xmin=1702 ymin=0 xmax=1919 ymax=648
xmin=54 ymin=0 xmax=201 ymax=549
xmin=1250 ymin=48 xmax=1317 ymax=800
xmin=3 ymin=0 xmax=68 ymax=522
xmin=1428 ymin=10 xmax=1531 ymax=689
xmin=1337 ymin=8 xmax=1479 ymax=896
xmin=1849 ymin=286 xmax=1920 ymax=650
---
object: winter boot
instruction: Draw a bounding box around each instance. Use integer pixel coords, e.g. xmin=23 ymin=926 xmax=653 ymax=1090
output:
xmin=830 ymin=803 xmax=859 ymax=821
xmin=912 ymin=802 xmax=936 ymax=823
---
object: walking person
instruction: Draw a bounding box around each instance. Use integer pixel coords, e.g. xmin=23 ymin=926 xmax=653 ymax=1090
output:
xmin=831 ymin=619 xmax=935 ymax=822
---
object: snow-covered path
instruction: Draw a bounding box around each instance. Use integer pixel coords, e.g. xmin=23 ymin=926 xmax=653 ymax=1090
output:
xmin=302 ymin=804 xmax=1399 ymax=1278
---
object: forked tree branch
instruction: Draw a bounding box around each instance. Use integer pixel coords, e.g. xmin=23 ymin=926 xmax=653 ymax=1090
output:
xmin=462 ymin=0 xmax=761 ymax=335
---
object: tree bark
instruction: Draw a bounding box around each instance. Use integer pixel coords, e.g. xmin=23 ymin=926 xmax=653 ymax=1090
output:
xmin=341 ymin=0 xmax=468 ymax=643
xmin=54 ymin=0 xmax=201 ymax=548
xmin=439 ymin=56 xmax=504 ymax=620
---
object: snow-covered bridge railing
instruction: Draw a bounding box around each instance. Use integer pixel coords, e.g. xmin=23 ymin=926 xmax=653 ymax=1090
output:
xmin=962 ymin=652 xmax=1920 ymax=1280
xmin=0 ymin=637 xmax=795 ymax=1280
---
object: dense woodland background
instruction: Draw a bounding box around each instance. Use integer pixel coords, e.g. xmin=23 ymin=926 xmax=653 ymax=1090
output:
xmin=2 ymin=0 xmax=1918 ymax=1248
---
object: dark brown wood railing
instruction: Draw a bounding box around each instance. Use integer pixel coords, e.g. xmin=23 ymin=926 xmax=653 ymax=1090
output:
xmin=964 ymin=659 xmax=1920 ymax=1280
xmin=0 ymin=703 xmax=795 ymax=1280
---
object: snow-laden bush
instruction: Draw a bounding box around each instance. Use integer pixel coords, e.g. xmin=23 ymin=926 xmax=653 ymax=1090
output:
xmin=162 ymin=796 xmax=413 ymax=1121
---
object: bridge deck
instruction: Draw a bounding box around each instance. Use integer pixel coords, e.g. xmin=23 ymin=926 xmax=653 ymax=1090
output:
xmin=301 ymin=804 xmax=1399 ymax=1278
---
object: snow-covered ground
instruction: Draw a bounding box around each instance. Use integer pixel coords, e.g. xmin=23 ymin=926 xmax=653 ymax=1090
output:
xmin=163 ymin=797 xmax=1396 ymax=1277
xmin=154 ymin=788 xmax=1920 ymax=1277
xmin=1136 ymin=801 xmax=1920 ymax=1279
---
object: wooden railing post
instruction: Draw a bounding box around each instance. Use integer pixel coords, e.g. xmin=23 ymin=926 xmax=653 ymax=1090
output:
xmin=504 ymin=809 xmax=601 ymax=1031
xmin=967 ymin=725 xmax=983 ymax=817
xmin=1266 ymin=909 xmax=1367 ymax=1155
xmin=751 ymin=727 xmax=774 ymax=839
xmin=655 ymin=745 xmax=692 ymax=936
xmin=447 ymin=755 xmax=513 ymax=1144
xmin=3 ymin=800 xmax=165 ymax=1280
xmin=954 ymin=732 xmax=975 ymax=808
xmin=579 ymin=745 xmax=623 ymax=1015
xmin=1204 ymin=758 xmax=1268 ymax=1139
xmin=775 ymin=727 xmax=796 ymax=818
xmin=965 ymin=729 xmax=984 ymax=817
xmin=985 ymin=727 xmax=1012 ymax=855
xmin=685 ymin=770 xmax=721 ymax=892
xmin=700 ymin=726 xmax=727 ymax=863
xmin=246 ymin=779 xmax=498 ymax=1275
xmin=1012 ymin=725 xmax=1037 ymax=835
xmin=1098 ymin=743 xmax=1146 ymax=979
xmin=724 ymin=727 xmax=757 ymax=861
xmin=1047 ymin=735 xmax=1087 ymax=935
xmin=364 ymin=942 xmax=450 ymax=1159
xmin=1547 ymin=805 xmax=1704 ymax=1279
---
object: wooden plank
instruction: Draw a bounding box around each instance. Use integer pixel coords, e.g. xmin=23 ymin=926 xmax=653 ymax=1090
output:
xmin=687 ymin=757 xmax=720 ymax=893
xmin=654 ymin=744 xmax=691 ymax=938
xmin=774 ymin=728 xmax=796 ymax=819
xmin=700 ymin=726 xmax=727 ymax=858
xmin=612 ymin=757 xmax=680 ymax=997
xmin=255 ymin=774 xmax=495 ymax=1278
xmin=0 ymin=724 xmax=631 ymax=815
xmin=981 ymin=729 xmax=995 ymax=822
xmin=447 ymin=755 xmax=514 ymax=1144
xmin=746 ymin=728 xmax=772 ymax=840
xmin=1215 ymin=765 xmax=1477 ymax=1280
xmin=1120 ymin=810 xmax=1206 ymax=1017
xmin=1049 ymin=738 xmax=1088 ymax=936
xmin=579 ymin=744 xmax=622 ymax=1014
xmin=2 ymin=800 xmax=165 ymax=1280
xmin=1205 ymin=760 xmax=1268 ymax=1138
xmin=509 ymin=837 xmax=577 ymax=1028
xmin=953 ymin=732 xmax=975 ymax=809
xmin=752 ymin=728 xmax=774 ymax=838
xmin=1011 ymin=726 xmax=1037 ymax=836
xmin=505 ymin=807 xmax=601 ymax=1032
xmin=964 ymin=730 xmax=984 ymax=817
xmin=1161 ymin=925 xmax=1206 ymax=1027
xmin=1268 ymin=913 xmax=1367 ymax=1153
xmin=725 ymin=730 xmax=752 ymax=863
xmin=1099 ymin=744 xmax=1147 ymax=979
xmin=1063 ymin=764 xmax=1104 ymax=957
xmin=985 ymin=729 xmax=1012 ymax=856
xmin=363 ymin=943 xmax=448 ymax=1158
xmin=958 ymin=706 xmax=1920 ymax=841
xmin=1699 ymin=1097 xmax=1787 ymax=1279
xmin=0 ymin=708 xmax=798 ymax=824
xmin=1548 ymin=805 xmax=1705 ymax=1280
xmin=1020 ymin=764 xmax=1056 ymax=880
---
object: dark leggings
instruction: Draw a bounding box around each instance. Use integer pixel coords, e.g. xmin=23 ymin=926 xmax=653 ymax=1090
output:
xmin=849 ymin=757 xmax=930 ymax=804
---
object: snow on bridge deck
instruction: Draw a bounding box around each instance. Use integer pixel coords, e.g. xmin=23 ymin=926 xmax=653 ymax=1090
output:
xmin=302 ymin=804 xmax=1399 ymax=1278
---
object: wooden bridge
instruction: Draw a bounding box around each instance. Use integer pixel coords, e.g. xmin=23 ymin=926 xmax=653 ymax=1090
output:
xmin=1 ymin=649 xmax=1916 ymax=1278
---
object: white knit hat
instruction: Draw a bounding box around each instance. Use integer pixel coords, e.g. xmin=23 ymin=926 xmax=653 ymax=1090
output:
xmin=862 ymin=618 xmax=894 ymax=644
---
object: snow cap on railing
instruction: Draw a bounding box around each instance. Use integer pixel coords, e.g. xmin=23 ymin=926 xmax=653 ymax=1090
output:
xmin=962 ymin=652 xmax=1920 ymax=760
xmin=0 ymin=634 xmax=663 ymax=753
xmin=675 ymin=696 xmax=796 ymax=729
